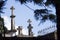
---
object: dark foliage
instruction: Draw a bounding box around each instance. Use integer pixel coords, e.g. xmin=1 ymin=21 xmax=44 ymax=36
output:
xmin=18 ymin=0 xmax=44 ymax=4
xmin=49 ymin=14 xmax=56 ymax=20
xmin=0 ymin=1 xmax=5 ymax=13
xmin=41 ymin=15 xmax=48 ymax=21
xmin=16 ymin=0 xmax=56 ymax=24
xmin=45 ymin=0 xmax=55 ymax=6
xmin=34 ymin=10 xmax=56 ymax=23
xmin=17 ymin=0 xmax=55 ymax=6
xmin=4 ymin=26 xmax=8 ymax=33
xmin=34 ymin=9 xmax=54 ymax=21
xmin=34 ymin=9 xmax=49 ymax=21
xmin=0 ymin=0 xmax=7 ymax=13
xmin=19 ymin=0 xmax=27 ymax=4
xmin=33 ymin=0 xmax=44 ymax=5
xmin=34 ymin=9 xmax=49 ymax=14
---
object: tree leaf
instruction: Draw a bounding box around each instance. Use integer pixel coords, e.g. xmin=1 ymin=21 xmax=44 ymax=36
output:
xmin=49 ymin=14 xmax=56 ymax=20
xmin=19 ymin=0 xmax=27 ymax=4
xmin=33 ymin=0 xmax=44 ymax=4
xmin=45 ymin=0 xmax=55 ymax=6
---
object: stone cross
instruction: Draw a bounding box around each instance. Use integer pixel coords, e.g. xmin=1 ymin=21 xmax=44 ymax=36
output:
xmin=10 ymin=6 xmax=15 ymax=15
xmin=17 ymin=26 xmax=22 ymax=35
xmin=27 ymin=19 xmax=32 ymax=24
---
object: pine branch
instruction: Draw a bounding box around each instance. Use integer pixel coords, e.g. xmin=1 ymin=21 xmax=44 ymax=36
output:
xmin=24 ymin=4 xmax=34 ymax=11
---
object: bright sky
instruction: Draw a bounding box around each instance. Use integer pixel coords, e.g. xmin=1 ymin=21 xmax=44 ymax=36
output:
xmin=1 ymin=0 xmax=56 ymax=36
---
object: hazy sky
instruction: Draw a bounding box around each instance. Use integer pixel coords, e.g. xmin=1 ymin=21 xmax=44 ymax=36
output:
xmin=2 ymin=0 xmax=56 ymax=36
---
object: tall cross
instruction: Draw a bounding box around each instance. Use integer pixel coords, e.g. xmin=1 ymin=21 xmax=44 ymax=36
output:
xmin=10 ymin=6 xmax=15 ymax=15
xmin=27 ymin=19 xmax=32 ymax=24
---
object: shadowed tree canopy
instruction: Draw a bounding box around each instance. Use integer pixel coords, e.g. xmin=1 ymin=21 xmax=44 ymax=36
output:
xmin=0 ymin=0 xmax=7 ymax=13
xmin=16 ymin=0 xmax=56 ymax=24
xmin=0 ymin=0 xmax=7 ymax=37
xmin=0 ymin=0 xmax=7 ymax=32
xmin=16 ymin=0 xmax=55 ymax=6
xmin=0 ymin=17 xmax=8 ymax=34
xmin=34 ymin=9 xmax=56 ymax=24
xmin=4 ymin=26 xmax=8 ymax=33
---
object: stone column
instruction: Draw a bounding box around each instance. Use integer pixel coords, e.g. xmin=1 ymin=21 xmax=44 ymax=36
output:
xmin=10 ymin=6 xmax=15 ymax=31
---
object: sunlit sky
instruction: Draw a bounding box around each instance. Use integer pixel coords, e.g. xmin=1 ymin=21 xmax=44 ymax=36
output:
xmin=1 ymin=0 xmax=56 ymax=36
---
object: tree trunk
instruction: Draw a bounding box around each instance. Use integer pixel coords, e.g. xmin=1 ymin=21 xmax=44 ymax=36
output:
xmin=55 ymin=0 xmax=60 ymax=40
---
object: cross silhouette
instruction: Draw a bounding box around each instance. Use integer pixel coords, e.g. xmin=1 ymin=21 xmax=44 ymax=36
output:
xmin=10 ymin=6 xmax=15 ymax=15
xmin=17 ymin=26 xmax=22 ymax=30
xmin=27 ymin=19 xmax=32 ymax=24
